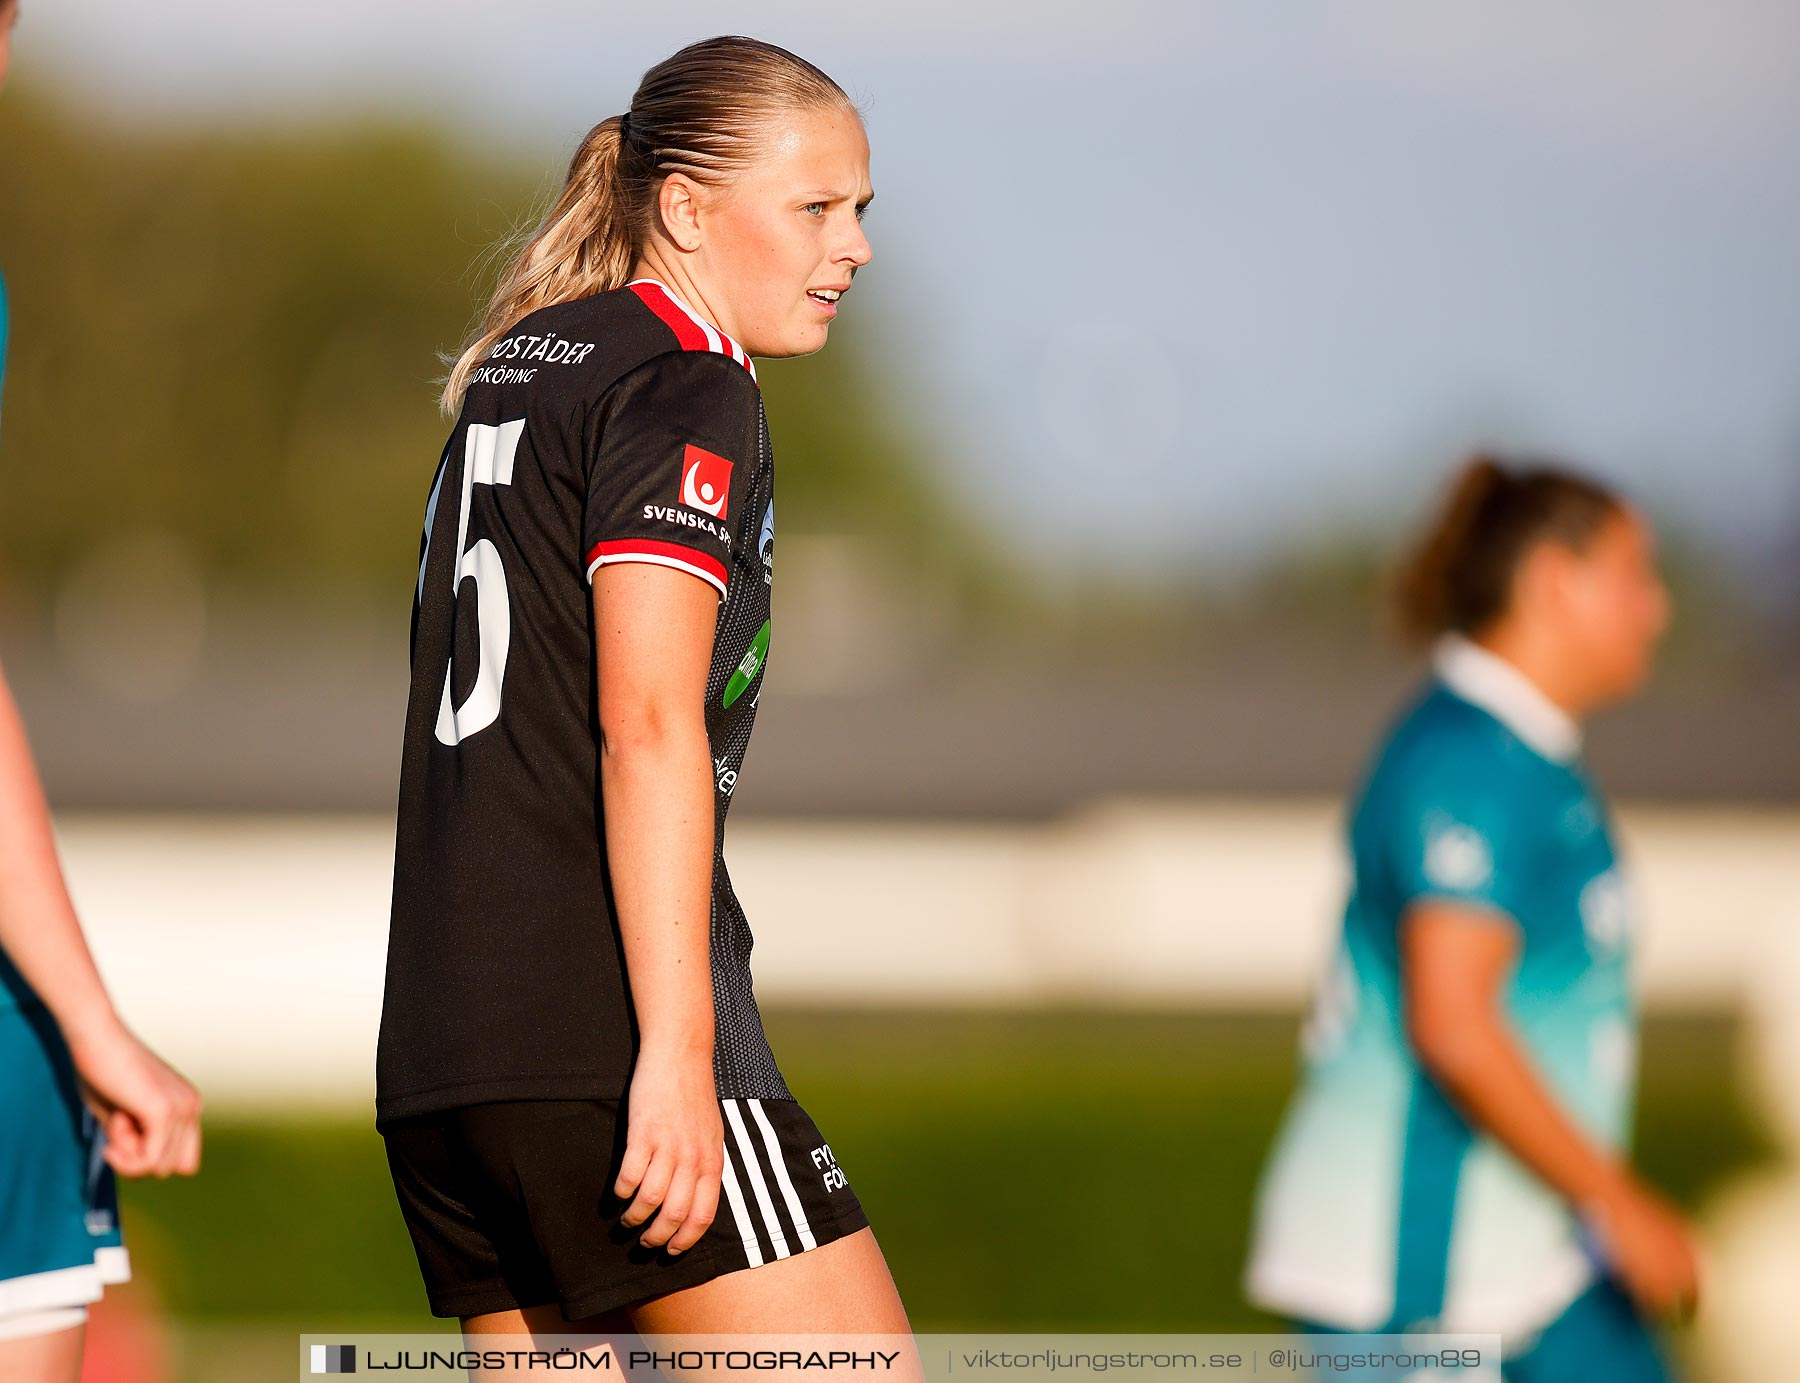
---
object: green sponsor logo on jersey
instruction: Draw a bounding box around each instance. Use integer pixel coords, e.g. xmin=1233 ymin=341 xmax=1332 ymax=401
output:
xmin=722 ymin=620 xmax=771 ymax=708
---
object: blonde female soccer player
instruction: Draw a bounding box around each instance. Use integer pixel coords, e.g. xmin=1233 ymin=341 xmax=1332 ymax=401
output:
xmin=375 ymin=35 xmax=912 ymax=1341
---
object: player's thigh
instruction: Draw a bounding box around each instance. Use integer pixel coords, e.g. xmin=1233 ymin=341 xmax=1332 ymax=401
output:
xmin=0 ymin=1319 xmax=85 ymax=1383
xmin=629 ymin=1225 xmax=912 ymax=1334
xmin=462 ymin=1303 xmax=636 ymax=1380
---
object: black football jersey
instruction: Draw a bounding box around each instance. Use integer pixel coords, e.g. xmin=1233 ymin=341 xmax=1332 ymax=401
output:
xmin=376 ymin=279 xmax=790 ymax=1124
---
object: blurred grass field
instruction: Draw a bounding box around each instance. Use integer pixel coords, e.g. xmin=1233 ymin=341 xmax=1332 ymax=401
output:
xmin=114 ymin=1009 xmax=1774 ymax=1375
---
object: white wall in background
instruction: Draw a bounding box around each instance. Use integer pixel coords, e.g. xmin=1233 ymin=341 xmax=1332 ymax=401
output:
xmin=51 ymin=802 xmax=1800 ymax=1112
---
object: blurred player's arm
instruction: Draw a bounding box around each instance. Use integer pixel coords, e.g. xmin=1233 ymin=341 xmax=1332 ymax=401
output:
xmin=593 ymin=562 xmax=724 ymax=1257
xmin=0 ymin=661 xmax=122 ymax=1040
xmin=1402 ymin=902 xmax=1699 ymax=1320
xmin=0 ymin=660 xmax=201 ymax=1177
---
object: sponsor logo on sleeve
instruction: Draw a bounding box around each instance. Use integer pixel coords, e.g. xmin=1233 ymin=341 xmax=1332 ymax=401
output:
xmin=723 ymin=620 xmax=772 ymax=709
xmin=641 ymin=504 xmax=731 ymax=546
xmin=680 ymin=443 xmax=733 ymax=519
xmin=759 ymin=500 xmax=775 ymax=586
xmin=1423 ymin=821 xmax=1494 ymax=891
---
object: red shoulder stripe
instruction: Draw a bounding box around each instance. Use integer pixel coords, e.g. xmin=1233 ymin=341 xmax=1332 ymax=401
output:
xmin=626 ymin=280 xmax=758 ymax=382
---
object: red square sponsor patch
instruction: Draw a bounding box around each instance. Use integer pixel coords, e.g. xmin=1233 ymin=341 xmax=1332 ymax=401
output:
xmin=680 ymin=443 xmax=733 ymax=519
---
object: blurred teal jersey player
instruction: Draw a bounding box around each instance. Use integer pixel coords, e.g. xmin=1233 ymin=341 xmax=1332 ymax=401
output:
xmin=1248 ymin=640 xmax=1639 ymax=1338
xmin=0 ymin=5 xmax=203 ymax=1376
xmin=1246 ymin=458 xmax=1698 ymax=1383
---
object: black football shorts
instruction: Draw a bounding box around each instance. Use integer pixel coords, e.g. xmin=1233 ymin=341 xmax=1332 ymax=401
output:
xmin=380 ymin=1096 xmax=870 ymax=1320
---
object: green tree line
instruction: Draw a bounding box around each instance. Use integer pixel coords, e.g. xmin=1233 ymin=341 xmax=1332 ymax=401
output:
xmin=0 ymin=86 xmax=989 ymax=611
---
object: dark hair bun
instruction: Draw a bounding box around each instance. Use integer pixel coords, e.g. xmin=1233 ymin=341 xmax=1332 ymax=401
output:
xmin=1391 ymin=454 xmax=1620 ymax=642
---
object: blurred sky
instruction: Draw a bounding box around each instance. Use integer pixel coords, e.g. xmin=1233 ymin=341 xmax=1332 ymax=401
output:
xmin=19 ymin=0 xmax=1800 ymax=575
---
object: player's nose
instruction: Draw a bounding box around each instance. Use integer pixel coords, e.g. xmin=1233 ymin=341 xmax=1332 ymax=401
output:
xmin=840 ymin=219 xmax=872 ymax=269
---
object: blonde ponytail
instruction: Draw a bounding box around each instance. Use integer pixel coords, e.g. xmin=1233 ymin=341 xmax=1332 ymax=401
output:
xmin=440 ymin=117 xmax=635 ymax=412
xmin=439 ymin=35 xmax=856 ymax=415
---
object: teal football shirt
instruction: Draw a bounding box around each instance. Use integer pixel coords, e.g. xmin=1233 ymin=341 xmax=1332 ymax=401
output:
xmin=1246 ymin=635 xmax=1639 ymax=1341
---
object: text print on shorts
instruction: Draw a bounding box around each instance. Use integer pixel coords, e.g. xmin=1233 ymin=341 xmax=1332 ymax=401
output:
xmin=813 ymin=1143 xmax=846 ymax=1191
xmin=424 ymin=419 xmax=526 ymax=745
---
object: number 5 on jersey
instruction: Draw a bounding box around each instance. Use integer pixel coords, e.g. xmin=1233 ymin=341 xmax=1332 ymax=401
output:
xmin=421 ymin=419 xmax=524 ymax=746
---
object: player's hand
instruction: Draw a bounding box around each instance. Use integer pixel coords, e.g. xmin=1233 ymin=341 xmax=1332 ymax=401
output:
xmin=65 ymin=1018 xmax=203 ymax=1179
xmin=1586 ymin=1176 xmax=1702 ymax=1322
xmin=615 ymin=1043 xmax=724 ymax=1256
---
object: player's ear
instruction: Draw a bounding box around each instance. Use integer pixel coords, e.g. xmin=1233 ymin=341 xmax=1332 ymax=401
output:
xmin=1516 ymin=537 xmax=1573 ymax=619
xmin=657 ymin=174 xmax=705 ymax=253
